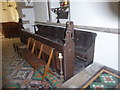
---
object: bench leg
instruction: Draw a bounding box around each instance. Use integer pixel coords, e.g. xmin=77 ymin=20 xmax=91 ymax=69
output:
xmin=48 ymin=69 xmax=55 ymax=75
xmin=42 ymin=67 xmax=55 ymax=82
xmin=42 ymin=66 xmax=48 ymax=82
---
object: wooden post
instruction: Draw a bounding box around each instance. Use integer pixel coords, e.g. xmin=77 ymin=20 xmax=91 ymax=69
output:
xmin=58 ymin=53 xmax=64 ymax=82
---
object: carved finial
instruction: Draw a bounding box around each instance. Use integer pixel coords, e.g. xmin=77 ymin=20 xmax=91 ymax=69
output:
xmin=64 ymin=21 xmax=74 ymax=41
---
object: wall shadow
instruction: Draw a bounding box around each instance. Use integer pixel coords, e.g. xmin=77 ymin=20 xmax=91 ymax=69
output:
xmin=108 ymin=2 xmax=118 ymax=17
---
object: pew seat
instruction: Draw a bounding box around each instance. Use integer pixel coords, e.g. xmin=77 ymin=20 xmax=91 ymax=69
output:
xmin=74 ymin=30 xmax=97 ymax=66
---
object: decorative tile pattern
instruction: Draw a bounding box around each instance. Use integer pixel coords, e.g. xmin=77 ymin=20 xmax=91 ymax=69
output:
xmin=26 ymin=83 xmax=50 ymax=88
xmin=82 ymin=68 xmax=120 ymax=89
xmin=32 ymin=71 xmax=43 ymax=81
xmin=13 ymin=69 xmax=31 ymax=80
xmin=3 ymin=58 xmax=63 ymax=88
xmin=10 ymin=59 xmax=22 ymax=66
xmin=38 ymin=67 xmax=63 ymax=88
xmin=2 ymin=38 xmax=63 ymax=88
xmin=3 ymin=83 xmax=20 ymax=88
xmin=100 ymin=74 xmax=117 ymax=84
xmin=90 ymin=83 xmax=106 ymax=89
xmin=22 ymin=61 xmax=32 ymax=68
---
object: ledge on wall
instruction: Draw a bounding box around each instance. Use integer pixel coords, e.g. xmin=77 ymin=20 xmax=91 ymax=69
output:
xmin=34 ymin=21 xmax=119 ymax=34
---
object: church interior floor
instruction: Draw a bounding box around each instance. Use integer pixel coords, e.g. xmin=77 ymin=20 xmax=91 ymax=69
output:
xmin=1 ymin=36 xmax=119 ymax=89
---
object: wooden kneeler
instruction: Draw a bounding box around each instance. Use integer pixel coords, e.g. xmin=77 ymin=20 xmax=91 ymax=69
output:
xmin=20 ymin=38 xmax=55 ymax=82
xmin=37 ymin=44 xmax=55 ymax=82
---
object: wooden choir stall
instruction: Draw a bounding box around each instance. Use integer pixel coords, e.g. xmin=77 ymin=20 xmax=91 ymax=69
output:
xmin=19 ymin=21 xmax=97 ymax=81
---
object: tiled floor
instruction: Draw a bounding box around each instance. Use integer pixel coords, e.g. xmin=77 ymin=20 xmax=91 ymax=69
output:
xmin=1 ymin=35 xmax=119 ymax=89
xmin=1 ymin=36 xmax=104 ymax=88
xmin=2 ymin=37 xmax=63 ymax=88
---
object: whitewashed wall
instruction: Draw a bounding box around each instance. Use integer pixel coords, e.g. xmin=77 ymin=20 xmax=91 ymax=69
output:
xmin=22 ymin=8 xmax=35 ymax=33
xmin=94 ymin=32 xmax=118 ymax=70
xmin=33 ymin=1 xmax=49 ymax=22
xmin=33 ymin=0 xmax=69 ymax=23
xmin=70 ymin=2 xmax=118 ymax=28
xmin=70 ymin=2 xmax=119 ymax=70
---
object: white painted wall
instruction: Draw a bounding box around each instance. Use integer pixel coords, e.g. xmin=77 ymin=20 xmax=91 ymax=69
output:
xmin=70 ymin=2 xmax=118 ymax=29
xmin=22 ymin=8 xmax=35 ymax=33
xmin=94 ymin=32 xmax=118 ymax=70
xmin=33 ymin=1 xmax=49 ymax=22
xmin=33 ymin=0 xmax=69 ymax=23
xmin=70 ymin=2 xmax=119 ymax=70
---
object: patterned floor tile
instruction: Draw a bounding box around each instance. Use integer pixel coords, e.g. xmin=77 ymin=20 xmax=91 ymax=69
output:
xmin=26 ymin=83 xmax=50 ymax=88
xmin=3 ymin=83 xmax=20 ymax=88
xmin=10 ymin=59 xmax=22 ymax=67
xmin=82 ymin=67 xmax=120 ymax=89
xmin=22 ymin=79 xmax=31 ymax=85
xmin=9 ymin=79 xmax=23 ymax=84
xmin=22 ymin=61 xmax=32 ymax=68
xmin=38 ymin=67 xmax=63 ymax=88
xmin=32 ymin=71 xmax=43 ymax=81
xmin=13 ymin=69 xmax=31 ymax=80
xmin=2 ymin=38 xmax=63 ymax=88
xmin=90 ymin=82 xmax=106 ymax=88
xmin=100 ymin=74 xmax=118 ymax=84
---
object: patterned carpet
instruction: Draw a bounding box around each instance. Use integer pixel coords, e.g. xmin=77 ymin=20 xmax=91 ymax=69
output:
xmin=2 ymin=59 xmax=63 ymax=88
xmin=81 ymin=66 xmax=120 ymax=89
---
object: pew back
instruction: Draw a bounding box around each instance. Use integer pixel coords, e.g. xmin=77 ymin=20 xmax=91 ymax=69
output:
xmin=35 ymin=24 xmax=97 ymax=66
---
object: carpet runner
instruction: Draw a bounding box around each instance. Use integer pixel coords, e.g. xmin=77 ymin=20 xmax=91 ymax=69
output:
xmin=2 ymin=59 xmax=63 ymax=88
xmin=81 ymin=66 xmax=120 ymax=89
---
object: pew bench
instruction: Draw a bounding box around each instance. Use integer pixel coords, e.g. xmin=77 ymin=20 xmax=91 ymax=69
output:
xmin=35 ymin=24 xmax=97 ymax=66
xmin=19 ymin=21 xmax=95 ymax=81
